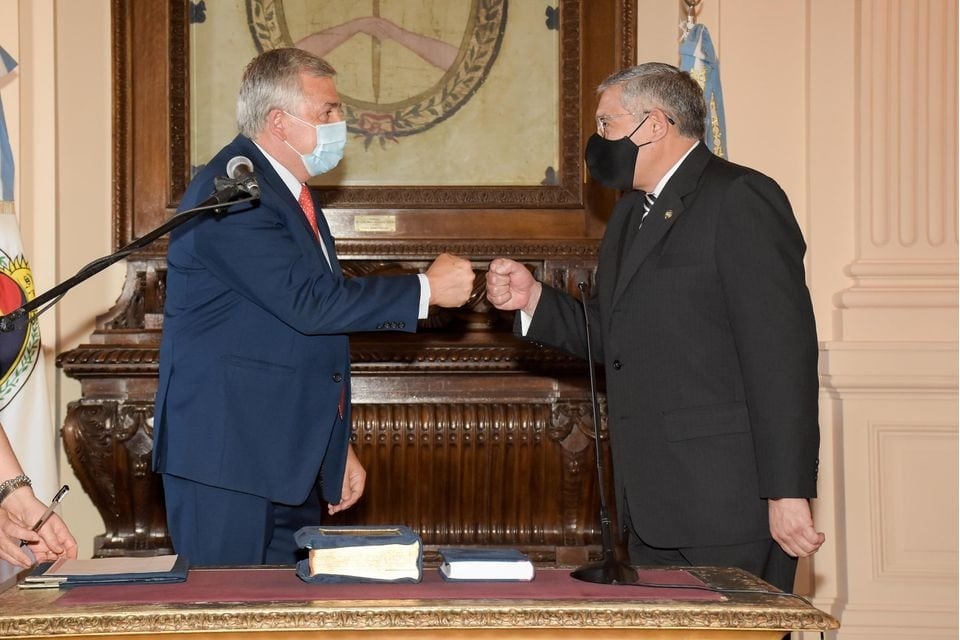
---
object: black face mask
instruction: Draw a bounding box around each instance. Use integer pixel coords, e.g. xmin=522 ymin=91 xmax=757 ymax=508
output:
xmin=584 ymin=116 xmax=652 ymax=191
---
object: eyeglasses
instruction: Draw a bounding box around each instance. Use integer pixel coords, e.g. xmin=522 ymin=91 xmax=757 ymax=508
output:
xmin=596 ymin=113 xmax=637 ymax=138
xmin=595 ymin=110 xmax=677 ymax=138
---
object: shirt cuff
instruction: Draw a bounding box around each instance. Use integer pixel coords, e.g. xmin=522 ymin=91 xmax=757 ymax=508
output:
xmin=417 ymin=274 xmax=430 ymax=319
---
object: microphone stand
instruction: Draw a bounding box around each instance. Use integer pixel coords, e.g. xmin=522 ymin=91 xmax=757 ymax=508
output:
xmin=0 ymin=185 xmax=256 ymax=333
xmin=570 ymin=281 xmax=638 ymax=585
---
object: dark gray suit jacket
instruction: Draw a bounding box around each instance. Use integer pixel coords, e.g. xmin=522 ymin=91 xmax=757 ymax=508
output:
xmin=527 ymin=142 xmax=819 ymax=548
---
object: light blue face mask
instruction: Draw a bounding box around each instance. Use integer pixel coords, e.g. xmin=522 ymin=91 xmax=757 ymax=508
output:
xmin=283 ymin=112 xmax=347 ymax=176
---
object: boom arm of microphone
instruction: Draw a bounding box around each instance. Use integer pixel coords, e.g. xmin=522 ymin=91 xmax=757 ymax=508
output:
xmin=570 ymin=281 xmax=638 ymax=585
xmin=0 ymin=172 xmax=258 ymax=334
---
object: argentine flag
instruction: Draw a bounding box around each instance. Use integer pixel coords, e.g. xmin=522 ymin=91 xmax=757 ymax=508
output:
xmin=0 ymin=44 xmax=58 ymax=507
xmin=680 ymin=24 xmax=728 ymax=159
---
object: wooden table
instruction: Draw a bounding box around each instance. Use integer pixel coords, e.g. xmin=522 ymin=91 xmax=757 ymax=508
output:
xmin=0 ymin=566 xmax=838 ymax=639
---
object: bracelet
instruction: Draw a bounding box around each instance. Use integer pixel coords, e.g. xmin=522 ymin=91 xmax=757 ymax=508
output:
xmin=0 ymin=474 xmax=31 ymax=505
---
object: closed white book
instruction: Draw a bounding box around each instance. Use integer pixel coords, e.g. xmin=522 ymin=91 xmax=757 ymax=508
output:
xmin=439 ymin=547 xmax=535 ymax=581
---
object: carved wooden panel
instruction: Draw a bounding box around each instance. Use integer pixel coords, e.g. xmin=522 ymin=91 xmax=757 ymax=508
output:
xmin=61 ymin=400 xmax=171 ymax=555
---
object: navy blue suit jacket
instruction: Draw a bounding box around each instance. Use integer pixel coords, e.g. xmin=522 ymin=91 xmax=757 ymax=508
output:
xmin=153 ymin=135 xmax=420 ymax=506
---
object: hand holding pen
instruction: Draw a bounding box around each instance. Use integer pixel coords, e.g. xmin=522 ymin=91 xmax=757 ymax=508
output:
xmin=0 ymin=483 xmax=77 ymax=568
xmin=20 ymin=484 xmax=69 ymax=547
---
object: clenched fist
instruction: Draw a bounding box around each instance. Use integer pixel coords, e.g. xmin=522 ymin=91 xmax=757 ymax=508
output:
xmin=485 ymin=258 xmax=541 ymax=316
xmin=426 ymin=253 xmax=474 ymax=308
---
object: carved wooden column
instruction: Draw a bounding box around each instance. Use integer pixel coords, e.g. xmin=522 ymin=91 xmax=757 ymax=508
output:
xmin=58 ymin=258 xmax=169 ymax=556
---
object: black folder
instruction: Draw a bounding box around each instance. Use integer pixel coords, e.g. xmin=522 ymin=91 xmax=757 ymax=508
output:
xmin=20 ymin=554 xmax=188 ymax=589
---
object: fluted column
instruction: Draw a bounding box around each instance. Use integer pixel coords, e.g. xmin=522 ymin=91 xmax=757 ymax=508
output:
xmin=838 ymin=0 xmax=958 ymax=341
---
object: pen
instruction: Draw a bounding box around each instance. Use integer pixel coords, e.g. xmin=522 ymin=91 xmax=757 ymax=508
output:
xmin=19 ymin=484 xmax=69 ymax=547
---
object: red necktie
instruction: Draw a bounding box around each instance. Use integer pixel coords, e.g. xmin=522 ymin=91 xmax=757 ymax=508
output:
xmin=298 ymin=185 xmax=320 ymax=238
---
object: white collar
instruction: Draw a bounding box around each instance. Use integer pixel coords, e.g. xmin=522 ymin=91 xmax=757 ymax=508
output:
xmin=648 ymin=140 xmax=699 ymax=197
xmin=252 ymin=140 xmax=304 ymax=198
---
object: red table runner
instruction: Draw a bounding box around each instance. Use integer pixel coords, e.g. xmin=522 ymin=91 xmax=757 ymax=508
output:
xmin=57 ymin=567 xmax=722 ymax=606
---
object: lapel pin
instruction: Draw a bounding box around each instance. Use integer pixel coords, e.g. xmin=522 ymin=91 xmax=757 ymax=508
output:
xmin=664 ymin=210 xmax=674 ymax=219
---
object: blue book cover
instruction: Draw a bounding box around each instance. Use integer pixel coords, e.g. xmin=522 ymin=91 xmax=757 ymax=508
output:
xmin=295 ymin=525 xmax=422 ymax=584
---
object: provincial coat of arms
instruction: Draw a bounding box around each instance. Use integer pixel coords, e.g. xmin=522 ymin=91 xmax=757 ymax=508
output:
xmin=245 ymin=0 xmax=508 ymax=149
xmin=0 ymin=249 xmax=41 ymax=410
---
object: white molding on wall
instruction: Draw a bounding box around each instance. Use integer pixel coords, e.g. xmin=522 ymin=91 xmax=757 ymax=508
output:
xmin=819 ymin=339 xmax=959 ymax=638
xmin=820 ymin=341 xmax=959 ymax=395
xmin=870 ymin=423 xmax=957 ymax=580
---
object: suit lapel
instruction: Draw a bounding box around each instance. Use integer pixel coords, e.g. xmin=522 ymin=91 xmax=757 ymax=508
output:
xmin=611 ymin=142 xmax=713 ymax=307
xmin=310 ymin=194 xmax=343 ymax=279
xmin=290 ymin=186 xmax=341 ymax=279
xmin=236 ymin=138 xmax=342 ymax=279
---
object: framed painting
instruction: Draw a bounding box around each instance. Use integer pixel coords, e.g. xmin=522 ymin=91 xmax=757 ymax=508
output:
xmin=111 ymin=0 xmax=636 ymax=246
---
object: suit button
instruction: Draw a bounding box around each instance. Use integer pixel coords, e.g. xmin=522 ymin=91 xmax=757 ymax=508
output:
xmin=612 ymin=360 xmax=622 ymax=370
xmin=332 ymin=373 xmax=343 ymax=383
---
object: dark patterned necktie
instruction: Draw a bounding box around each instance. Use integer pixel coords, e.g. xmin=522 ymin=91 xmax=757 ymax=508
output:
xmin=640 ymin=192 xmax=657 ymax=227
xmin=637 ymin=193 xmax=657 ymax=229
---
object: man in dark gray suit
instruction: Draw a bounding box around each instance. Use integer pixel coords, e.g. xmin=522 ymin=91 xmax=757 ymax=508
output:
xmin=485 ymin=63 xmax=824 ymax=593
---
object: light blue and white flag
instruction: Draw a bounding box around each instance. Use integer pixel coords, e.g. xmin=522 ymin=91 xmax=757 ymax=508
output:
xmin=0 ymin=46 xmax=16 ymax=210
xmin=0 ymin=44 xmax=58 ymax=506
xmin=679 ymin=24 xmax=727 ymax=158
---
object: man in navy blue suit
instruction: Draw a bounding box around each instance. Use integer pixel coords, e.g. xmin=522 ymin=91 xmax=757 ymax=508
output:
xmin=153 ymin=47 xmax=474 ymax=566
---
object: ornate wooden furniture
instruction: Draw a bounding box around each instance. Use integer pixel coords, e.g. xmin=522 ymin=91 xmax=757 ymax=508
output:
xmin=57 ymin=0 xmax=637 ymax=562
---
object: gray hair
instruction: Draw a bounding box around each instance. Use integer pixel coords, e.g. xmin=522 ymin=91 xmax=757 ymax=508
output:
xmin=598 ymin=62 xmax=705 ymax=140
xmin=236 ymin=48 xmax=337 ymax=138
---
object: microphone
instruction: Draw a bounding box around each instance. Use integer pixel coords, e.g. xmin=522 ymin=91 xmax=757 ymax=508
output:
xmin=202 ymin=155 xmax=261 ymax=208
xmin=570 ymin=281 xmax=638 ymax=585
xmin=225 ymin=155 xmax=260 ymax=198
xmin=0 ymin=159 xmax=263 ymax=332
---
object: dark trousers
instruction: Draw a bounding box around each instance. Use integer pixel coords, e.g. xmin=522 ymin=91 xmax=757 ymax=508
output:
xmin=162 ymin=473 xmax=324 ymax=566
xmin=623 ymin=514 xmax=798 ymax=594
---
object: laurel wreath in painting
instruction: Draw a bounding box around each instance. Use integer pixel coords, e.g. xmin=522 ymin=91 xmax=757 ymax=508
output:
xmin=245 ymin=0 xmax=508 ymax=148
xmin=0 ymin=251 xmax=40 ymax=410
